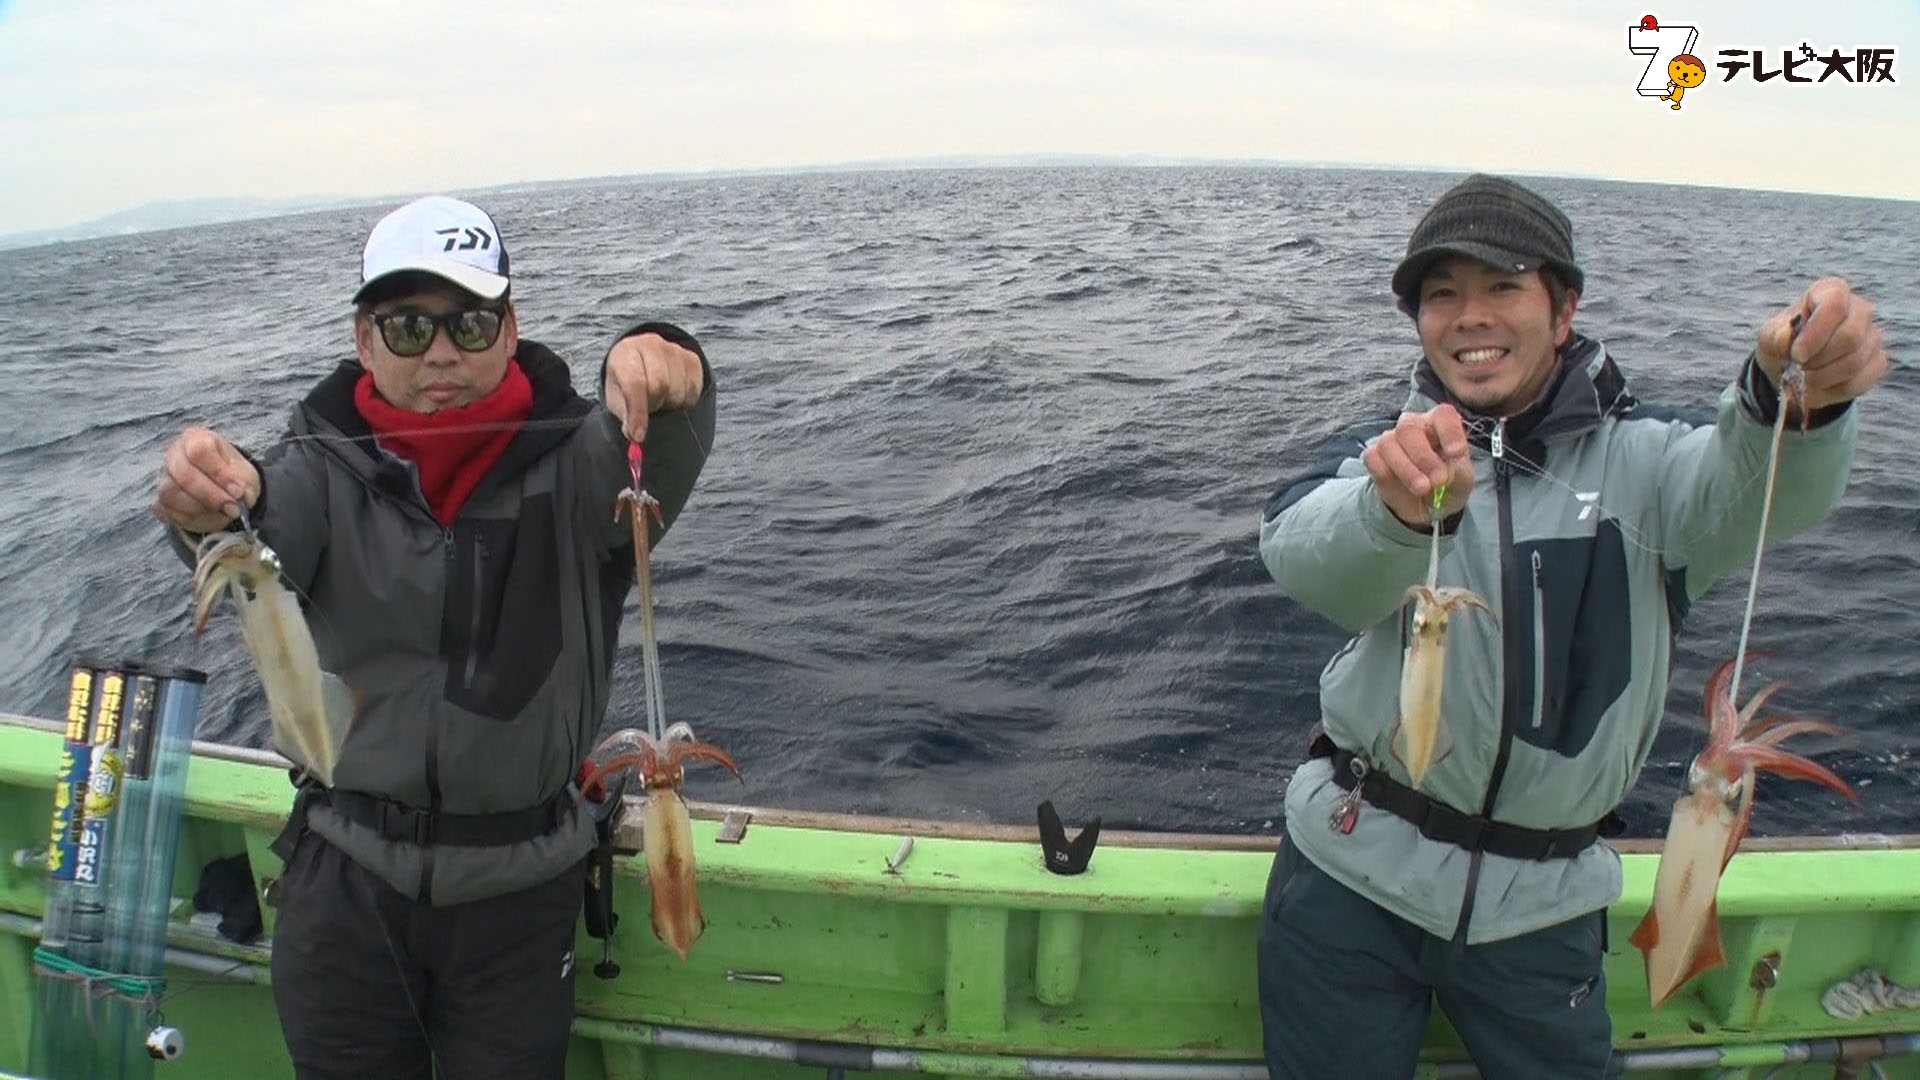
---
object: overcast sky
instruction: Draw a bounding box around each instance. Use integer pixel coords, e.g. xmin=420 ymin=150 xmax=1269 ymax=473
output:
xmin=1 ymin=0 xmax=1914 ymax=236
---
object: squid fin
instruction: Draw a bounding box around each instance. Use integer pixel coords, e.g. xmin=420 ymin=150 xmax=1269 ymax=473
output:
xmin=1632 ymin=900 xmax=1728 ymax=1010
xmin=1629 ymin=906 xmax=1659 ymax=955
xmin=1388 ymin=715 xmax=1455 ymax=790
xmin=315 ymin=673 xmax=358 ymax=786
xmin=1680 ymin=902 xmax=1727 ymax=984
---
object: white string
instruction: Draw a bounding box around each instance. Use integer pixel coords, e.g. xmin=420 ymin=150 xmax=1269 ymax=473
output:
xmin=1727 ymin=391 xmax=1792 ymax=711
xmin=263 ymin=411 xmax=1688 ymax=563
xmin=190 ymin=410 xmax=713 ymax=1070
xmin=631 ymin=496 xmax=669 ymax=744
xmin=1821 ymin=968 xmax=1920 ymax=1020
xmin=247 ymin=404 xmax=1916 ymax=663
xmin=271 ymin=416 xmax=597 ymax=443
xmin=1425 ymin=513 xmax=1441 ymax=591
xmin=1728 ymin=315 xmax=1811 ymax=707
xmin=1417 ymin=405 xmax=1817 ymax=572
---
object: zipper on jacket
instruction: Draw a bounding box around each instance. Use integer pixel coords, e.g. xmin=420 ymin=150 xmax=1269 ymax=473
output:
xmin=465 ymin=535 xmax=487 ymax=687
xmin=1529 ymin=550 xmax=1547 ymax=730
xmin=442 ymin=529 xmax=457 ymax=683
xmin=1454 ymin=418 xmax=1517 ymax=944
xmin=426 ymin=528 xmax=454 ymax=818
xmin=1482 ymin=421 xmax=1519 ymax=814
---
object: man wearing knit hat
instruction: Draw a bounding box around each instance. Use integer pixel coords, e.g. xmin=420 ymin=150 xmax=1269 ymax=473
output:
xmin=153 ymin=194 xmax=716 ymax=1078
xmin=1255 ymin=174 xmax=1887 ymax=1078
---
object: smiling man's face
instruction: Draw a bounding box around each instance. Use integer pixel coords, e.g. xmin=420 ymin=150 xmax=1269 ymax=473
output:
xmin=1415 ymin=256 xmax=1577 ymax=417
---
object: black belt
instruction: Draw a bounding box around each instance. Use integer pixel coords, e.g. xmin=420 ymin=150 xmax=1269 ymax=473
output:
xmin=321 ymin=788 xmax=569 ymax=847
xmin=1323 ymin=746 xmax=1612 ymax=861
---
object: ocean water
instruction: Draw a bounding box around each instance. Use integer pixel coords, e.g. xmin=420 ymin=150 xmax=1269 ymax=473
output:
xmin=0 ymin=166 xmax=1914 ymax=838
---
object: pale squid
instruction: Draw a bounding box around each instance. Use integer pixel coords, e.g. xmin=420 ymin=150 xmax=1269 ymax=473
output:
xmin=1631 ymin=654 xmax=1855 ymax=1009
xmin=190 ymin=529 xmax=355 ymax=787
xmin=1389 ymin=482 xmax=1493 ymax=789
xmin=581 ymin=723 xmax=743 ymax=960
xmin=1394 ymin=583 xmax=1492 ymax=788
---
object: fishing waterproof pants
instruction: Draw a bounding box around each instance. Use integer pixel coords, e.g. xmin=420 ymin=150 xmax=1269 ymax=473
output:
xmin=269 ymin=830 xmax=587 ymax=1080
xmin=1257 ymin=840 xmax=1619 ymax=1080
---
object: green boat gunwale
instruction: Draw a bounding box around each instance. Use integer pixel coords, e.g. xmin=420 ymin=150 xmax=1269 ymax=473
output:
xmin=3 ymin=713 xmax=1918 ymax=1079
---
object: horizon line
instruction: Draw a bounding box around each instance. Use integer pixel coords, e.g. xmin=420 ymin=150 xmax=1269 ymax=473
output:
xmin=5 ymin=154 xmax=1913 ymax=251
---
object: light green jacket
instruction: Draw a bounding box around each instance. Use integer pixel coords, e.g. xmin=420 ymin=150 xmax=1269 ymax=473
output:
xmin=1261 ymin=335 xmax=1857 ymax=943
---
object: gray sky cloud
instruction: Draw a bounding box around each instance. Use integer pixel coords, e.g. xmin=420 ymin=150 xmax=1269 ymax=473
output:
xmin=0 ymin=0 xmax=1913 ymax=235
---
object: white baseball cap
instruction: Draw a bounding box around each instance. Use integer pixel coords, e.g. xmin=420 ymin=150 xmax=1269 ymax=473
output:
xmin=353 ymin=195 xmax=511 ymax=304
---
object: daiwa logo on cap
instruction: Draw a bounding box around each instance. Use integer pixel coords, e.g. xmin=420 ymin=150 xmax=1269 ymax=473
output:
xmin=354 ymin=195 xmax=511 ymax=303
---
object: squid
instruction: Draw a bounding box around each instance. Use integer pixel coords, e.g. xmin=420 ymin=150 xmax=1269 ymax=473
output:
xmin=597 ymin=443 xmax=744 ymax=958
xmin=1631 ymin=654 xmax=1856 ymax=1009
xmin=1395 ymin=584 xmax=1492 ymax=788
xmin=1395 ymin=583 xmax=1492 ymax=788
xmin=1394 ymin=492 xmax=1492 ymax=789
xmin=582 ymin=723 xmax=742 ymax=960
xmin=191 ymin=529 xmax=354 ymax=788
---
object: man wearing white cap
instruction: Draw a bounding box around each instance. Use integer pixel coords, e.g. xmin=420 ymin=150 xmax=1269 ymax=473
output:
xmin=153 ymin=194 xmax=715 ymax=1078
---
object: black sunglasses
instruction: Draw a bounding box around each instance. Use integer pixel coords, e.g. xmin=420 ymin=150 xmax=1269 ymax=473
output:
xmin=368 ymin=307 xmax=506 ymax=357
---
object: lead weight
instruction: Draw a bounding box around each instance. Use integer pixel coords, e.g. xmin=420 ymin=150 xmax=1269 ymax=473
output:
xmin=146 ymin=1025 xmax=185 ymax=1060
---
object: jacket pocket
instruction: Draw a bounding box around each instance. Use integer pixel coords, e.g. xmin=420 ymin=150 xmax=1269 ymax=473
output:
xmin=1510 ymin=524 xmax=1632 ymax=758
xmin=1529 ymin=550 xmax=1547 ymax=731
xmin=441 ymin=497 xmax=564 ymax=720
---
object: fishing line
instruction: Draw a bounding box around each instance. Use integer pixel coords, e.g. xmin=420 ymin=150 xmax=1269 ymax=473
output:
xmin=255 ymin=403 xmax=1708 ymax=568
xmin=1735 ymin=311 xmax=1804 ymax=707
xmin=178 ymin=407 xmax=714 ymax=1070
xmin=1262 ymin=427 xmax=1751 ymax=567
xmin=1459 ymin=411 xmax=1761 ymax=564
xmin=1263 ymin=396 xmax=1920 ymax=668
xmin=254 ymin=402 xmax=713 ymax=454
xmin=270 ymin=416 xmax=600 ymax=444
xmin=1477 ymin=437 xmax=1920 ymax=666
xmin=357 ymin=858 xmax=450 ymax=1077
xmin=622 ymin=444 xmax=671 ymax=744
xmin=172 ymin=591 xmax=435 ymax=1069
xmin=1269 ymin=395 xmax=1851 ymax=574
xmin=197 ymin=399 xmax=1920 ymax=672
xmin=1728 ymin=374 xmax=1802 ymax=709
xmin=143 ymin=967 xmax=249 ymax=1005
xmin=1424 ymin=482 xmax=1444 ymax=590
xmin=180 ymin=515 xmax=349 ymax=701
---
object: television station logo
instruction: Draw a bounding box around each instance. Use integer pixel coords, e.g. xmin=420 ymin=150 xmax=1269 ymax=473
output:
xmin=1627 ymin=14 xmax=1897 ymax=113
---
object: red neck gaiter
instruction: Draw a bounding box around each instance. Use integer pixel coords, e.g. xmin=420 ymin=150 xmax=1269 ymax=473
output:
xmin=353 ymin=360 xmax=535 ymax=526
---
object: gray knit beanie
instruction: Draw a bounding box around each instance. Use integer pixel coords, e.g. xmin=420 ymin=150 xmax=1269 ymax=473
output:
xmin=1391 ymin=174 xmax=1584 ymax=315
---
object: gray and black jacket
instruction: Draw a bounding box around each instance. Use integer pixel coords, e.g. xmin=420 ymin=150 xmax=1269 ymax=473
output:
xmin=197 ymin=325 xmax=714 ymax=905
xmin=1260 ymin=333 xmax=1856 ymax=943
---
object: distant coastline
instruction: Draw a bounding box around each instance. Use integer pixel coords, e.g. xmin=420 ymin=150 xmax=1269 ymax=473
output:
xmin=0 ymin=157 xmax=1319 ymax=251
xmin=0 ymin=194 xmax=377 ymax=253
xmin=4 ymin=155 xmax=1910 ymax=254
xmin=0 ymin=157 xmax=1593 ymax=252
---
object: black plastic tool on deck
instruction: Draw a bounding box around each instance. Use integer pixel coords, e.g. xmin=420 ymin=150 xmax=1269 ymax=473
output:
xmin=1037 ymin=800 xmax=1100 ymax=875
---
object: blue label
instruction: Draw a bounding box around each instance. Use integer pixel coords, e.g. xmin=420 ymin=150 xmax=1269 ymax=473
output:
xmin=45 ymin=745 xmax=92 ymax=883
xmin=74 ymin=818 xmax=107 ymax=886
